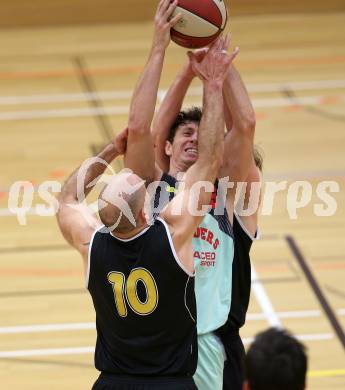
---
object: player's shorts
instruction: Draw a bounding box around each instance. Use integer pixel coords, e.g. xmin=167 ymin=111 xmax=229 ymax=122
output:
xmin=193 ymin=332 xmax=227 ymax=390
xmin=221 ymin=331 xmax=245 ymax=390
xmin=92 ymin=373 xmax=197 ymax=390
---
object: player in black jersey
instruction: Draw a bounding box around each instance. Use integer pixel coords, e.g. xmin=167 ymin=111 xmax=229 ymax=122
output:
xmin=57 ymin=13 xmax=235 ymax=389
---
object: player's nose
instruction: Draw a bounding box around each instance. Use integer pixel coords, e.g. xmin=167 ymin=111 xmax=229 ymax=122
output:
xmin=191 ymin=131 xmax=198 ymax=142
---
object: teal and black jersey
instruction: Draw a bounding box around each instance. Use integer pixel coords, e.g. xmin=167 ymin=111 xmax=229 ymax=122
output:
xmin=217 ymin=212 xmax=255 ymax=333
xmin=155 ymin=173 xmax=235 ymax=334
xmin=215 ymin=213 xmax=257 ymax=390
xmin=87 ymin=218 xmax=197 ymax=377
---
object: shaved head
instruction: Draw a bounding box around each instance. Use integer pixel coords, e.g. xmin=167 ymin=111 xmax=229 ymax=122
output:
xmin=98 ymin=172 xmax=147 ymax=234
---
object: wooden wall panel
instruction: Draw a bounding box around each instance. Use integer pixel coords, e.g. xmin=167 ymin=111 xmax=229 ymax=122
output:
xmin=0 ymin=0 xmax=344 ymax=28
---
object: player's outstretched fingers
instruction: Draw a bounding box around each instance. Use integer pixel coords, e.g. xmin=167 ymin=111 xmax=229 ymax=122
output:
xmin=228 ymin=46 xmax=240 ymax=63
xmin=187 ymin=51 xmax=207 ymax=80
xmin=157 ymin=0 xmax=167 ymax=14
xmin=169 ymin=12 xmax=183 ymax=28
xmin=162 ymin=0 xmax=175 ymax=14
xmin=193 ymin=47 xmax=209 ymax=62
xmin=114 ymin=128 xmax=129 ymax=155
xmin=222 ymin=33 xmax=231 ymax=52
xmin=209 ymin=35 xmax=223 ymax=53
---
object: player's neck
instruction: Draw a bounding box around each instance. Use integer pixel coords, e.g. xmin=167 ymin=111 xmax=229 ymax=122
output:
xmin=168 ymin=160 xmax=189 ymax=179
xmin=112 ymin=222 xmax=150 ymax=240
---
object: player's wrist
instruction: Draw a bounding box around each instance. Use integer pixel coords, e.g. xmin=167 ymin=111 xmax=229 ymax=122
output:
xmin=203 ymin=79 xmax=223 ymax=91
xmin=182 ymin=63 xmax=195 ymax=80
xmin=151 ymin=37 xmax=169 ymax=54
xmin=98 ymin=143 xmax=119 ymax=162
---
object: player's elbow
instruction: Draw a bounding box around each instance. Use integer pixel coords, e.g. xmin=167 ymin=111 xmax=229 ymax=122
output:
xmin=55 ymin=204 xmax=65 ymax=235
xmin=205 ymin=142 xmax=223 ymax=172
xmin=239 ymin=112 xmax=256 ymax=136
xmin=128 ymin=123 xmax=150 ymax=136
xmin=57 ymin=191 xmax=74 ymax=206
xmin=247 ymin=113 xmax=257 ymax=132
xmin=210 ymin=153 xmax=223 ymax=175
xmin=56 ymin=198 xmax=67 ymax=221
xmin=127 ymin=115 xmax=150 ymax=136
xmin=151 ymin=126 xmax=161 ymax=147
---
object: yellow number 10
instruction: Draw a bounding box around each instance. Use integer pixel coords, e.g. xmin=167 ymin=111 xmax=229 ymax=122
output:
xmin=107 ymin=268 xmax=158 ymax=317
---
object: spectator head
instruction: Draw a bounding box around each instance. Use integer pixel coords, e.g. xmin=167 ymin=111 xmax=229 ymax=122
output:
xmin=244 ymin=328 xmax=308 ymax=390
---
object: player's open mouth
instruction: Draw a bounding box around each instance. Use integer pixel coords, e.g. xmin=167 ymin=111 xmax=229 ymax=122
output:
xmin=185 ymin=148 xmax=198 ymax=156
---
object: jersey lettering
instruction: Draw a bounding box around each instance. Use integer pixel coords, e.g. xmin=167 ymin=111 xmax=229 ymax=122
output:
xmin=194 ymin=227 xmax=220 ymax=250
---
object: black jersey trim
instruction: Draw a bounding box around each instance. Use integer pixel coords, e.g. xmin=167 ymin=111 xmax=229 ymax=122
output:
xmin=185 ymin=276 xmax=196 ymax=323
xmin=110 ymin=224 xmax=151 ymax=242
xmin=156 ymin=217 xmax=195 ymax=277
xmin=234 ymin=212 xmax=260 ymax=241
xmin=86 ymin=225 xmax=104 ymax=289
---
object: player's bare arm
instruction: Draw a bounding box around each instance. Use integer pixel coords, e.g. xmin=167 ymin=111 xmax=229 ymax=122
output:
xmin=219 ymin=63 xmax=259 ymax=233
xmin=124 ymin=0 xmax=181 ymax=183
xmin=160 ymin=36 xmax=237 ymax=273
xmin=221 ymin=63 xmax=256 ymax=184
xmin=152 ymin=48 xmax=208 ymax=175
xmin=56 ymin=138 xmax=123 ymax=273
xmin=236 ymin=160 xmax=262 ymax=238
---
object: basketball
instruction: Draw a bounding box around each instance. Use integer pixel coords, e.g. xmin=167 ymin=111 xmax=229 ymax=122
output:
xmin=171 ymin=0 xmax=228 ymax=49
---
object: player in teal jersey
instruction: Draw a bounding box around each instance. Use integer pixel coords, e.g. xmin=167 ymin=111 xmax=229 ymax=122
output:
xmin=151 ymin=51 xmax=261 ymax=390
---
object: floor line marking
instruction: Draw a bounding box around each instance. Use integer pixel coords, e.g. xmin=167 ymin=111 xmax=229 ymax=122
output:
xmin=286 ymin=236 xmax=345 ymax=350
xmin=251 ymin=265 xmax=282 ymax=327
xmin=308 ymin=369 xmax=345 ymax=378
xmin=0 ymin=79 xmax=344 ymax=106
xmin=242 ymin=333 xmax=334 ymax=346
xmin=0 ymin=323 xmax=95 ymax=334
xmin=73 ymin=56 xmax=113 ymax=143
xmin=2 ymin=309 xmax=345 ymax=334
xmin=0 ymin=347 xmax=94 ymax=358
xmin=0 ymin=53 xmax=344 ymax=79
xmin=247 ymin=309 xmax=322 ymax=321
xmin=0 ymin=333 xmax=334 ymax=358
xmin=0 ymin=95 xmax=342 ymax=121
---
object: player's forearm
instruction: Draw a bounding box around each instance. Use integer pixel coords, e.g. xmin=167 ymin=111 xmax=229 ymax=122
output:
xmin=152 ymin=63 xmax=194 ymax=143
xmin=152 ymin=64 xmax=194 ymax=171
xmin=128 ymin=46 xmax=165 ymax=134
xmin=197 ymin=81 xmax=224 ymax=176
xmin=60 ymin=144 xmax=121 ymax=204
xmin=223 ymin=65 xmax=256 ymax=133
xmin=224 ymin=98 xmax=233 ymax=132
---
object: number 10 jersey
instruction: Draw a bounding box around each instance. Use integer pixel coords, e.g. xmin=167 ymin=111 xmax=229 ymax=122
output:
xmin=87 ymin=217 xmax=197 ymax=377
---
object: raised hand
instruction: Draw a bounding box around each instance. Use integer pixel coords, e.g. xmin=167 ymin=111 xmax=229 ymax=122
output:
xmin=187 ymin=47 xmax=209 ymax=76
xmin=113 ymin=127 xmax=129 ymax=155
xmin=153 ymin=0 xmax=182 ymax=51
xmin=188 ymin=35 xmax=239 ymax=85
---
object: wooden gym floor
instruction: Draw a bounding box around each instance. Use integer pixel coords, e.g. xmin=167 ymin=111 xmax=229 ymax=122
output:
xmin=0 ymin=10 xmax=344 ymax=390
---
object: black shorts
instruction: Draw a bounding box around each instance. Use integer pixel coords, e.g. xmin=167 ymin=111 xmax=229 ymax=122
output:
xmin=220 ymin=332 xmax=245 ymax=390
xmin=92 ymin=373 xmax=197 ymax=390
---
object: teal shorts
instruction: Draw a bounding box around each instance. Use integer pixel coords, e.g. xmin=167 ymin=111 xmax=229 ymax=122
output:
xmin=193 ymin=333 xmax=226 ymax=390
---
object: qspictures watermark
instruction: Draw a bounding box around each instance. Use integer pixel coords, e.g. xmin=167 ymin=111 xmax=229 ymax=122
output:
xmin=5 ymin=176 xmax=340 ymax=226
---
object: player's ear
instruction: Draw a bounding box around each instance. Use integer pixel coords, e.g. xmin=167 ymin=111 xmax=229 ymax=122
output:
xmin=165 ymin=140 xmax=173 ymax=157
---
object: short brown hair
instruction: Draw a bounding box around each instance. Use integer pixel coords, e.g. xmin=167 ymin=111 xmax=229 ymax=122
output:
xmin=253 ymin=146 xmax=264 ymax=172
xmin=167 ymin=107 xmax=202 ymax=143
